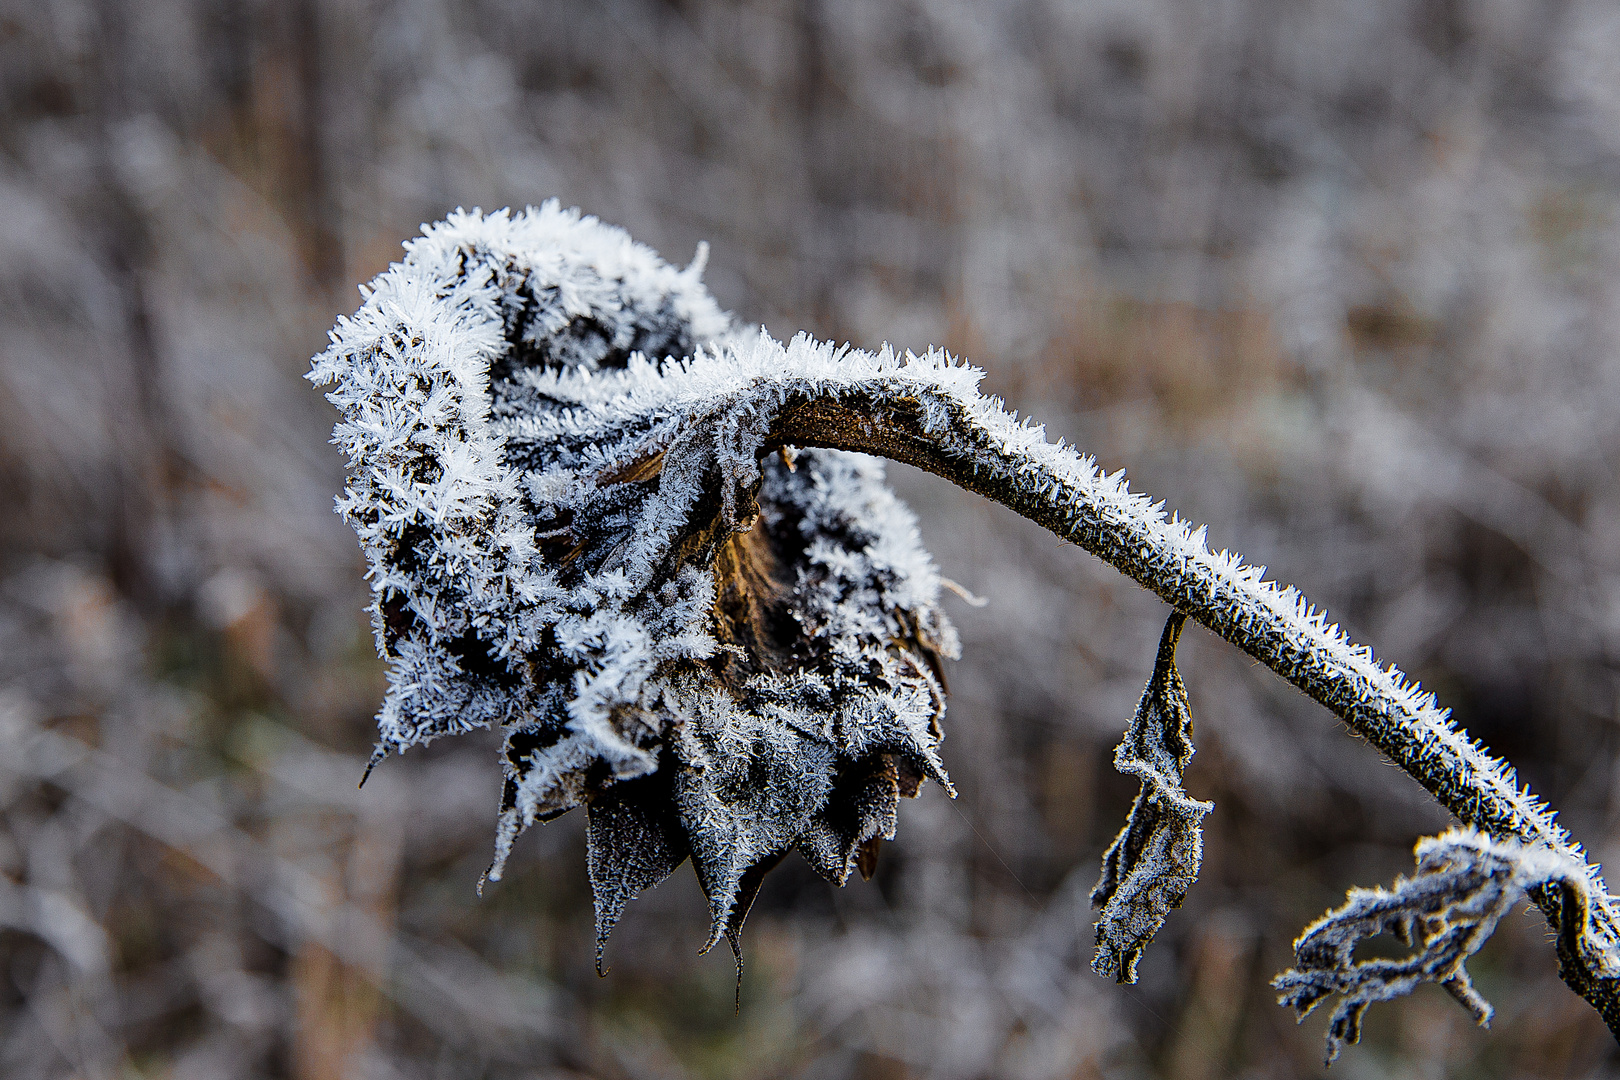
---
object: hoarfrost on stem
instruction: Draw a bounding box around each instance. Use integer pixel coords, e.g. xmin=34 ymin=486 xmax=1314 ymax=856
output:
xmin=310 ymin=203 xmax=1620 ymax=1045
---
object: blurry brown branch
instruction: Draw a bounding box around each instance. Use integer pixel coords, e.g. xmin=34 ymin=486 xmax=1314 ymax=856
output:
xmin=0 ymin=696 xmax=563 ymax=1063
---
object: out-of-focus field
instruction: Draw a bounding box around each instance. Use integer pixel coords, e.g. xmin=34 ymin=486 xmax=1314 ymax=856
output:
xmin=5 ymin=2 xmax=1620 ymax=1077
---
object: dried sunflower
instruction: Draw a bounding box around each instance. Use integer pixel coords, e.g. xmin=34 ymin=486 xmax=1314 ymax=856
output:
xmin=312 ymin=203 xmax=1620 ymax=1052
xmin=309 ymin=203 xmax=958 ymax=968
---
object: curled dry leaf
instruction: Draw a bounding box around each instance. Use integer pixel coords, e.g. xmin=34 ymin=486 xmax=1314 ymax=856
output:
xmin=1275 ymin=828 xmax=1619 ymax=1064
xmin=307 ymin=203 xmax=958 ymax=970
xmin=1090 ymin=612 xmax=1212 ymax=983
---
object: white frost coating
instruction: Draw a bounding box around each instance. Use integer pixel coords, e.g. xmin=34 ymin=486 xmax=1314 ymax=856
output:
xmin=606 ymin=328 xmax=1619 ymax=941
xmin=309 ymin=203 xmax=732 ymax=762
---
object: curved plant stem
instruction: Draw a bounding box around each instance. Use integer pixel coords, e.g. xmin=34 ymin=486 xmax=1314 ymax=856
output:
xmin=763 ymin=384 xmax=1620 ymax=1036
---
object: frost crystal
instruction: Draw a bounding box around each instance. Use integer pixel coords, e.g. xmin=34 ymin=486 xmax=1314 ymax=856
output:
xmin=1090 ymin=612 xmax=1212 ymax=983
xmin=308 ymin=203 xmax=958 ymax=966
xmin=1275 ymin=828 xmax=1615 ymax=1064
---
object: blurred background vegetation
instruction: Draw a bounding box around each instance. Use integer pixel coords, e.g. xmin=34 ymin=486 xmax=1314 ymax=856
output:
xmin=5 ymin=0 xmax=1620 ymax=1076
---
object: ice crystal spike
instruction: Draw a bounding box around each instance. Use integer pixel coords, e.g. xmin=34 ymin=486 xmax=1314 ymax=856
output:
xmin=1090 ymin=612 xmax=1212 ymax=983
xmin=308 ymin=203 xmax=959 ymax=966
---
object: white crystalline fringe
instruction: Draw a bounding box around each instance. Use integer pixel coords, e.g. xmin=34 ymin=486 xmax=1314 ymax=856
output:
xmin=309 ymin=202 xmax=733 ymax=759
xmin=309 ymin=203 xmax=1618 ymax=1003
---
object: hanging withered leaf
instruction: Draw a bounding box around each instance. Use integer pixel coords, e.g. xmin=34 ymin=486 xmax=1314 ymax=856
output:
xmin=308 ymin=203 xmax=959 ymax=973
xmin=1090 ymin=611 xmax=1213 ymax=983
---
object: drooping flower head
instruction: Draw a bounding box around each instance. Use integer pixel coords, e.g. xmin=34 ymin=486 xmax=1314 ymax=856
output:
xmin=309 ymin=203 xmax=958 ymax=964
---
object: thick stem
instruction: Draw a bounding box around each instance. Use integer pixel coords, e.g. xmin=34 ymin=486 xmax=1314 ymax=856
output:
xmin=768 ymin=388 xmax=1620 ymax=1036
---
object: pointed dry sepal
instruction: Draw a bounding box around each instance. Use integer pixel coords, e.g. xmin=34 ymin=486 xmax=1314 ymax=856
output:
xmin=1274 ymin=828 xmax=1620 ymax=1065
xmin=585 ymin=769 xmax=689 ymax=975
xmin=1089 ymin=613 xmax=1213 ymax=983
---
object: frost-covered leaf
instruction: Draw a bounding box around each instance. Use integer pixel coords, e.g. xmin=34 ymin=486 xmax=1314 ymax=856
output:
xmin=1090 ymin=611 xmax=1212 ymax=983
xmin=309 ymin=203 xmax=959 ymax=966
xmin=1274 ymin=828 xmax=1619 ymax=1064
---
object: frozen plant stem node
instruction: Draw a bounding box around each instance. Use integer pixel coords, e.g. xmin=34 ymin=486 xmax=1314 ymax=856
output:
xmin=310 ymin=203 xmax=1620 ymax=1055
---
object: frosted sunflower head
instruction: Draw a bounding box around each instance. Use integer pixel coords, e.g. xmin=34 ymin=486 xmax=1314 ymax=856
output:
xmin=309 ymin=203 xmax=958 ymax=965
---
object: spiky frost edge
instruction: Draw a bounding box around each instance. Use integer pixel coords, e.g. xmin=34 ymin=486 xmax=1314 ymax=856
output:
xmin=306 ymin=202 xmax=732 ymax=760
